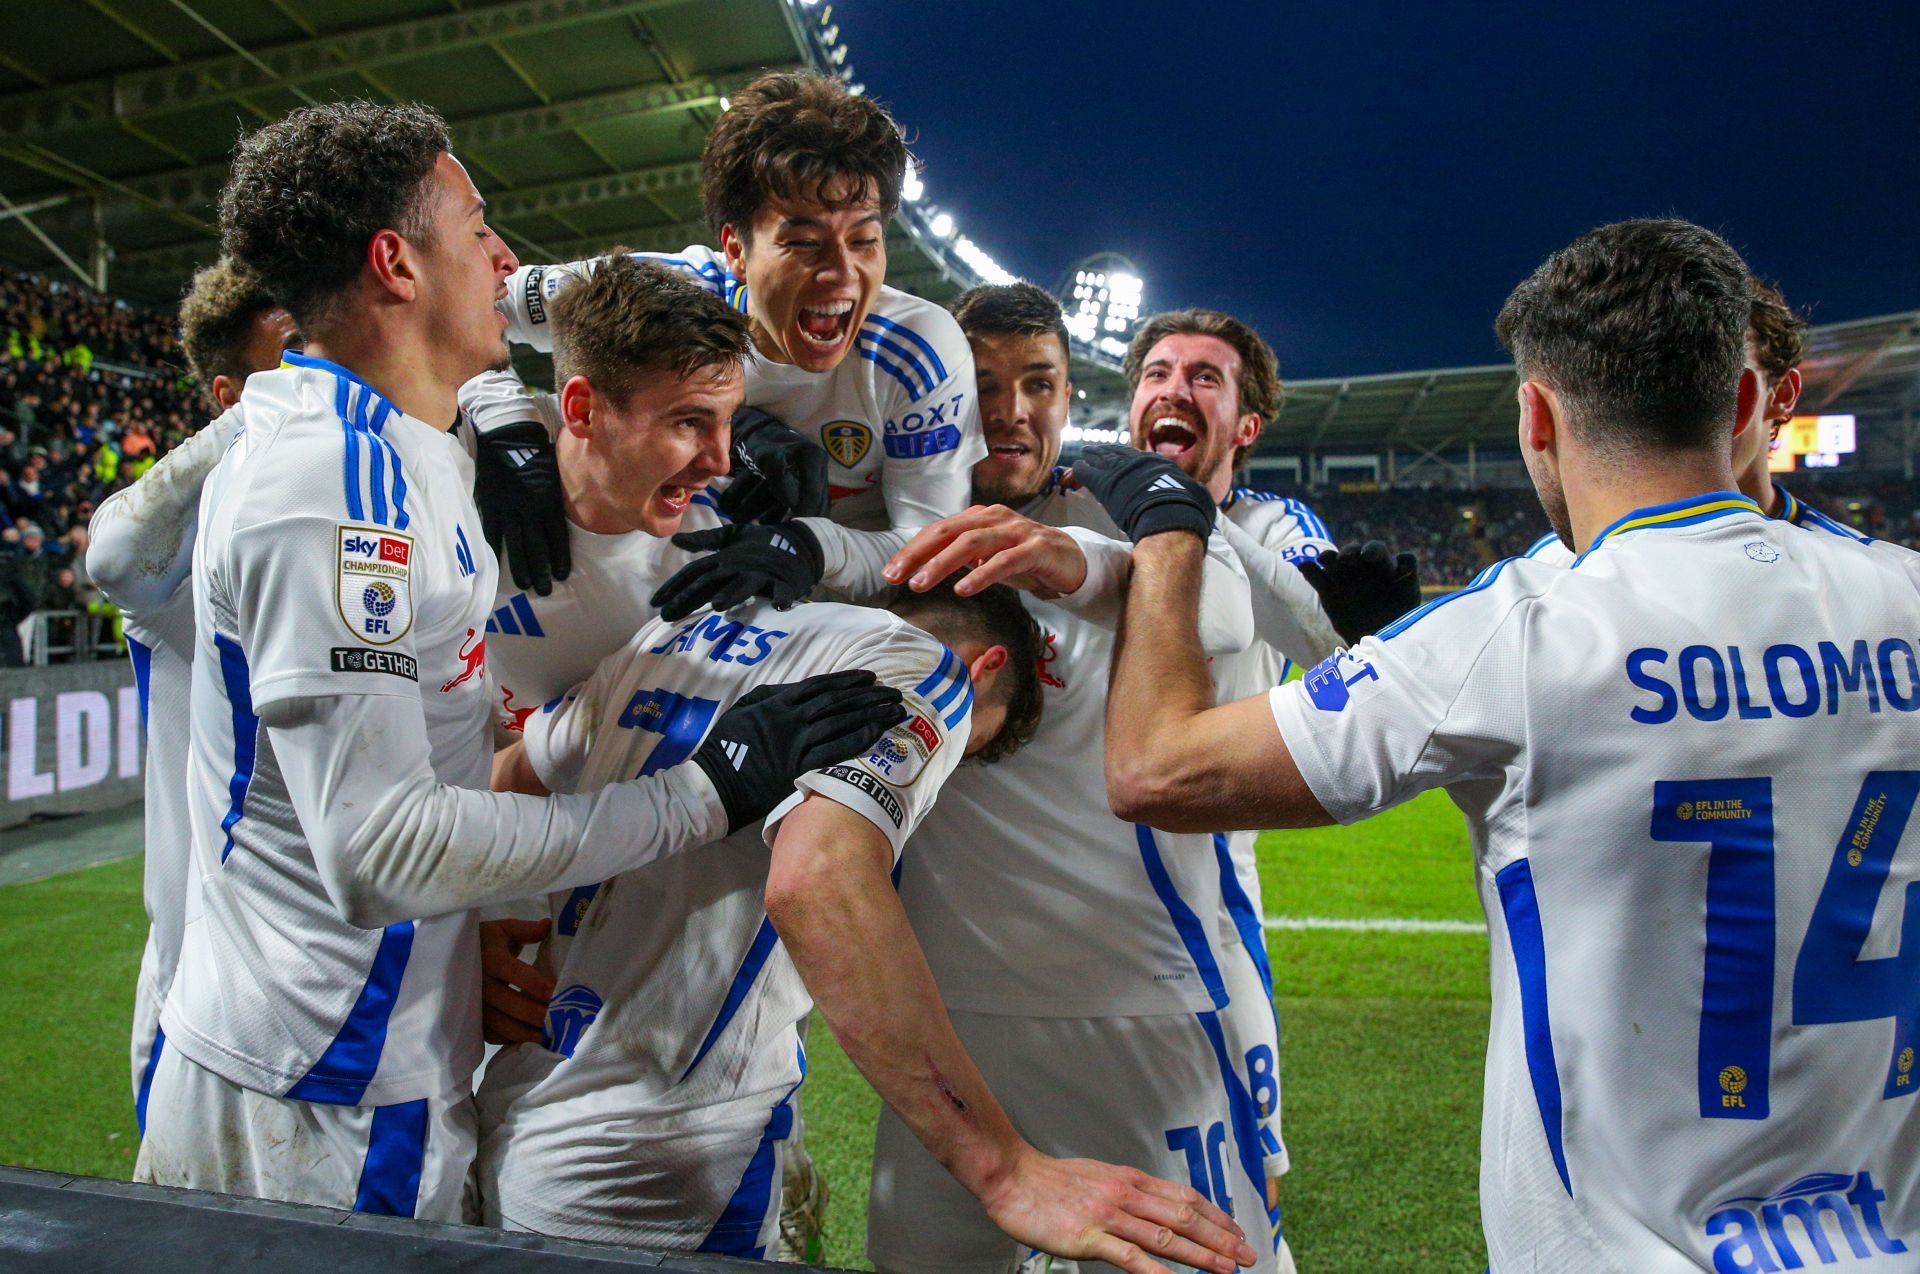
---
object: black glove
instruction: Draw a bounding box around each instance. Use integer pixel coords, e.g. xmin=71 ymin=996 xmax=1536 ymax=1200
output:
xmin=650 ymin=521 xmax=826 ymax=622
xmin=719 ymin=406 xmax=832 ymax=523
xmin=1296 ymin=541 xmax=1422 ymax=644
xmin=1068 ymin=443 xmax=1216 ymax=542
xmin=472 ymin=421 xmax=572 ymax=595
xmin=691 ymin=669 xmax=906 ymax=831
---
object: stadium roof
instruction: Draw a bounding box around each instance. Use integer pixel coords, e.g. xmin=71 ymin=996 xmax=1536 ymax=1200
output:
xmin=0 ymin=0 xmax=1071 ymax=349
xmin=1255 ymin=309 xmax=1920 ymax=458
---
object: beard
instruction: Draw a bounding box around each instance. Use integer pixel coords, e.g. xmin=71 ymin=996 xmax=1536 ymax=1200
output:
xmin=1526 ymin=453 xmax=1573 ymax=550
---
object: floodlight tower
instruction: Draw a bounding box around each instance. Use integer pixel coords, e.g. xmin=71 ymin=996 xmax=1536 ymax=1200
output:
xmin=1057 ymin=253 xmax=1146 ymax=362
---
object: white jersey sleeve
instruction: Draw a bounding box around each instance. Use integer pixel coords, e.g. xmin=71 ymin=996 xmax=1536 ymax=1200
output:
xmin=1267 ymin=559 xmax=1529 ymax=825
xmin=498 ymin=247 xmax=739 ymax=354
xmin=1521 ymin=530 xmax=1576 ymax=568
xmin=459 ymin=366 xmax=564 ymax=441
xmin=860 ymin=296 xmax=986 ymax=530
xmin=1221 ymin=491 xmax=1341 ymax=666
xmin=89 ymin=410 xmax=241 ymax=614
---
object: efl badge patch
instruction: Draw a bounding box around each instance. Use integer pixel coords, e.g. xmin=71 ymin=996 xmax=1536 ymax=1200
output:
xmin=821 ymin=420 xmax=873 ymax=468
xmin=860 ymin=709 xmax=941 ymax=787
xmin=337 ymin=526 xmax=413 ymax=646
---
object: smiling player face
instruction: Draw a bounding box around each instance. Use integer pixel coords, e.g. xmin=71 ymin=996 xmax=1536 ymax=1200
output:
xmin=722 ymin=182 xmax=886 ymax=374
xmin=560 ymin=361 xmax=743 ymax=537
xmin=1127 ymin=332 xmax=1260 ymax=493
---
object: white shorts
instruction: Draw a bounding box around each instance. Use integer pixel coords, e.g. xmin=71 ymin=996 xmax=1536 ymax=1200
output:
xmin=868 ymin=1008 xmax=1279 ymax=1274
xmin=475 ymin=1050 xmax=802 ymax=1255
xmin=133 ymin=1045 xmax=476 ymax=1223
xmin=131 ymin=932 xmax=165 ymax=1133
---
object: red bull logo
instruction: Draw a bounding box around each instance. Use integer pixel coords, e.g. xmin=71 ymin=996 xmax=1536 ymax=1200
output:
xmin=440 ymin=628 xmax=486 ymax=693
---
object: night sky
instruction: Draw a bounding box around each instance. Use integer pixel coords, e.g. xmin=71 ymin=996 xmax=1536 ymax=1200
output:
xmin=849 ymin=2 xmax=1920 ymax=379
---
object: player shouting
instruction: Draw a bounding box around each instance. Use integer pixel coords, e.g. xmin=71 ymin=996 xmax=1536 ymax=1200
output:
xmin=1092 ymin=219 xmax=1920 ymax=1271
xmin=133 ymin=101 xmax=903 ymax=1222
xmin=472 ymin=69 xmax=984 ymax=602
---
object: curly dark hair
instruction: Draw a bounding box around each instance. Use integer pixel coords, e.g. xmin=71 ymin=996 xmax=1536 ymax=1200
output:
xmin=1495 ymin=218 xmax=1753 ymax=455
xmin=951 ymin=283 xmax=1070 ymax=367
xmin=218 ymin=100 xmax=449 ymax=330
xmin=887 ymin=575 xmax=1045 ymax=765
xmin=1125 ymin=308 xmax=1284 ymax=471
xmin=177 ymin=257 xmax=290 ymax=401
xmin=548 ymin=250 xmax=751 ymax=405
xmin=1747 ymin=276 xmax=1806 ymax=381
xmin=701 ymin=71 xmax=912 ymax=243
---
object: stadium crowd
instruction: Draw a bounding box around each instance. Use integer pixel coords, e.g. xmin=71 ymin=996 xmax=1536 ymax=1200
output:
xmin=0 ymin=267 xmax=200 ymax=662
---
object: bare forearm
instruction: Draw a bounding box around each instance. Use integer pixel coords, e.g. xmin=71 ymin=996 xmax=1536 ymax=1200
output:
xmin=1109 ymin=534 xmax=1213 ymax=776
xmin=767 ymin=836 xmax=1022 ymax=1198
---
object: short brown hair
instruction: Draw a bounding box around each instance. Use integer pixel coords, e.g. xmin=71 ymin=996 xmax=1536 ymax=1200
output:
xmin=1495 ymin=219 xmax=1751 ymax=456
xmin=549 ymin=251 xmax=751 ymax=405
xmin=178 ymin=258 xmax=289 ymax=402
xmin=1747 ymin=276 xmax=1806 ymax=381
xmin=701 ymin=71 xmax=912 ymax=243
xmin=1125 ymin=309 xmax=1284 ymax=471
xmin=951 ymin=283 xmax=1070 ymax=368
xmin=219 ymin=100 xmax=449 ymax=329
xmin=888 ymin=575 xmax=1043 ymax=766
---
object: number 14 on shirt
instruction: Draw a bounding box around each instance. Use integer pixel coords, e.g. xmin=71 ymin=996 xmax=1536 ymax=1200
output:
xmin=1652 ymin=772 xmax=1920 ymax=1120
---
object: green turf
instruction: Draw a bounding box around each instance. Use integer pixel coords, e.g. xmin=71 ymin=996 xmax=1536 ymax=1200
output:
xmin=0 ymin=788 xmax=1493 ymax=1270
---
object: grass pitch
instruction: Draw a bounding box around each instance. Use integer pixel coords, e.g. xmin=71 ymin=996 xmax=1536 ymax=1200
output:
xmin=0 ymin=790 xmax=1489 ymax=1270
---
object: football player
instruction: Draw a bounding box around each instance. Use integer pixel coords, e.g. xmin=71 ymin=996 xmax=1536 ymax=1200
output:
xmin=89 ymin=257 xmax=296 ymax=1129
xmin=133 ymin=101 xmax=902 ymax=1221
xmin=1093 ymin=218 xmax=1920 ymax=1271
xmin=472 ymin=70 xmax=985 ymax=601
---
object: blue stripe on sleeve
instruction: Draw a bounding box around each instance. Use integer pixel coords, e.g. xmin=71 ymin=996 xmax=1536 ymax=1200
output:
xmin=337 ymin=377 xmax=364 ymax=521
xmin=128 ymin=637 xmax=152 ymax=731
xmin=134 ymin=1025 xmax=164 ymax=1135
xmin=1496 ymin=858 xmax=1570 ymax=1195
xmin=857 ymin=330 xmax=935 ymax=395
xmin=1378 ymin=558 xmax=1512 ymax=641
xmin=286 ymin=921 xmax=417 ymax=1105
xmin=913 ymin=649 xmax=957 ymax=698
xmin=1134 ymin=826 xmax=1229 ymax=1009
xmin=864 ymin=312 xmax=949 ymax=382
xmin=943 ymin=678 xmax=973 ymax=730
xmin=859 ymin=345 xmax=921 ymax=400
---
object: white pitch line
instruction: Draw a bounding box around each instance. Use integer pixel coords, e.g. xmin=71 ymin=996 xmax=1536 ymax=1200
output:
xmin=1264 ymin=915 xmax=1486 ymax=935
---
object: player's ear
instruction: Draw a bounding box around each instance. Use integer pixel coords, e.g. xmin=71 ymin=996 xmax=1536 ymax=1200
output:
xmin=558 ymin=375 xmax=596 ymax=438
xmin=366 ymin=227 xmax=416 ymax=301
xmin=966 ymin=644 xmax=1009 ymax=697
xmin=719 ymin=224 xmax=749 ymax=279
xmin=210 ymin=374 xmax=243 ymax=412
xmin=1518 ymin=381 xmax=1558 ymax=453
xmin=1772 ymin=367 xmax=1803 ymax=421
xmin=1233 ymin=411 xmax=1262 ymax=452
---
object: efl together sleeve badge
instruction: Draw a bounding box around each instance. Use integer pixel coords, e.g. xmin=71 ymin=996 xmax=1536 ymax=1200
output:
xmin=337 ymin=526 xmax=415 ymax=646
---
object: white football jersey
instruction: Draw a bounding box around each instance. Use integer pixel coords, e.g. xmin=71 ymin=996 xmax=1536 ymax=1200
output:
xmin=476 ymin=600 xmax=969 ymax=1245
xmin=164 ymin=352 xmax=498 ymax=1107
xmin=900 ymin=475 xmax=1255 ymax=1017
xmin=495 ymin=246 xmax=985 ymax=532
xmin=1521 ymin=484 xmax=1874 ymax=574
xmin=1269 ymin=491 xmax=1920 ymax=1271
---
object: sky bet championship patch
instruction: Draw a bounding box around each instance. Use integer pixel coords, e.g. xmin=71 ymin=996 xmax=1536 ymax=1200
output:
xmin=858 ymin=703 xmax=943 ymax=788
xmin=336 ymin=526 xmax=414 ymax=646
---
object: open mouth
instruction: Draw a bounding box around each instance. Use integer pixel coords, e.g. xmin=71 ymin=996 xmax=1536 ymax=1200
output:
xmin=1147 ymin=415 xmax=1200 ymax=459
xmin=796 ymin=300 xmax=854 ymax=351
xmin=987 ymin=442 xmax=1032 ymax=461
xmin=656 ymin=483 xmax=699 ymax=514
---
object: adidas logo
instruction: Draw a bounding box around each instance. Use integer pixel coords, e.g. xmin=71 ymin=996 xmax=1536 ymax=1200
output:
xmin=504 ymin=446 xmax=539 ymax=468
xmin=721 ymin=740 xmax=750 ymax=770
xmin=1148 ymin=473 xmax=1185 ymax=492
xmin=769 ymin=533 xmax=796 ymax=555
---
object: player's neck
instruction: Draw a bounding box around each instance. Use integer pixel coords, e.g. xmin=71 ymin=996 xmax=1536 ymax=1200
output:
xmin=1566 ymin=453 xmax=1740 ymax=551
xmin=302 ymin=324 xmax=458 ymax=432
xmin=554 ymin=432 xmax=631 ymax=535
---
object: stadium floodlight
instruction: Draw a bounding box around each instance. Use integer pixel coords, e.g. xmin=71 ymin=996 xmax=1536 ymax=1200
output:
xmin=829 ymin=44 xmax=848 ymax=65
xmin=1059 ymin=253 xmax=1146 ymax=351
xmin=821 ymin=23 xmax=840 ymax=43
xmin=902 ymin=170 xmax=924 ymax=202
xmin=930 ymin=211 xmax=955 ymax=238
xmin=953 ymin=235 xmax=1017 ymax=286
xmin=719 ymin=96 xmax=731 ymax=111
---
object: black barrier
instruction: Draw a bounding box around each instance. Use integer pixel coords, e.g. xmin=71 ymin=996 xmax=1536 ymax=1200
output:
xmin=0 ymin=661 xmax=143 ymax=830
xmin=0 ymin=1166 xmax=797 ymax=1270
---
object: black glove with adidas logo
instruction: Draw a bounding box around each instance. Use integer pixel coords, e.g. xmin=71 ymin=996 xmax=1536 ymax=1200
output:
xmin=720 ymin=406 xmax=832 ymax=523
xmin=1069 ymin=443 xmax=1217 ymax=542
xmin=651 ymin=520 xmax=825 ymax=622
xmin=692 ymin=669 xmax=906 ymax=832
xmin=473 ymin=420 xmax=573 ymax=595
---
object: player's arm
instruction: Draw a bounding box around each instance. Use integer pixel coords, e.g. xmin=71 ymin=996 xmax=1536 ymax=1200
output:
xmin=764 ymin=795 xmax=1254 ymax=1274
xmin=1104 ymin=533 xmax=1330 ymax=831
xmin=1221 ymin=514 xmax=1343 ymax=665
xmin=86 ymin=411 xmax=239 ymax=612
